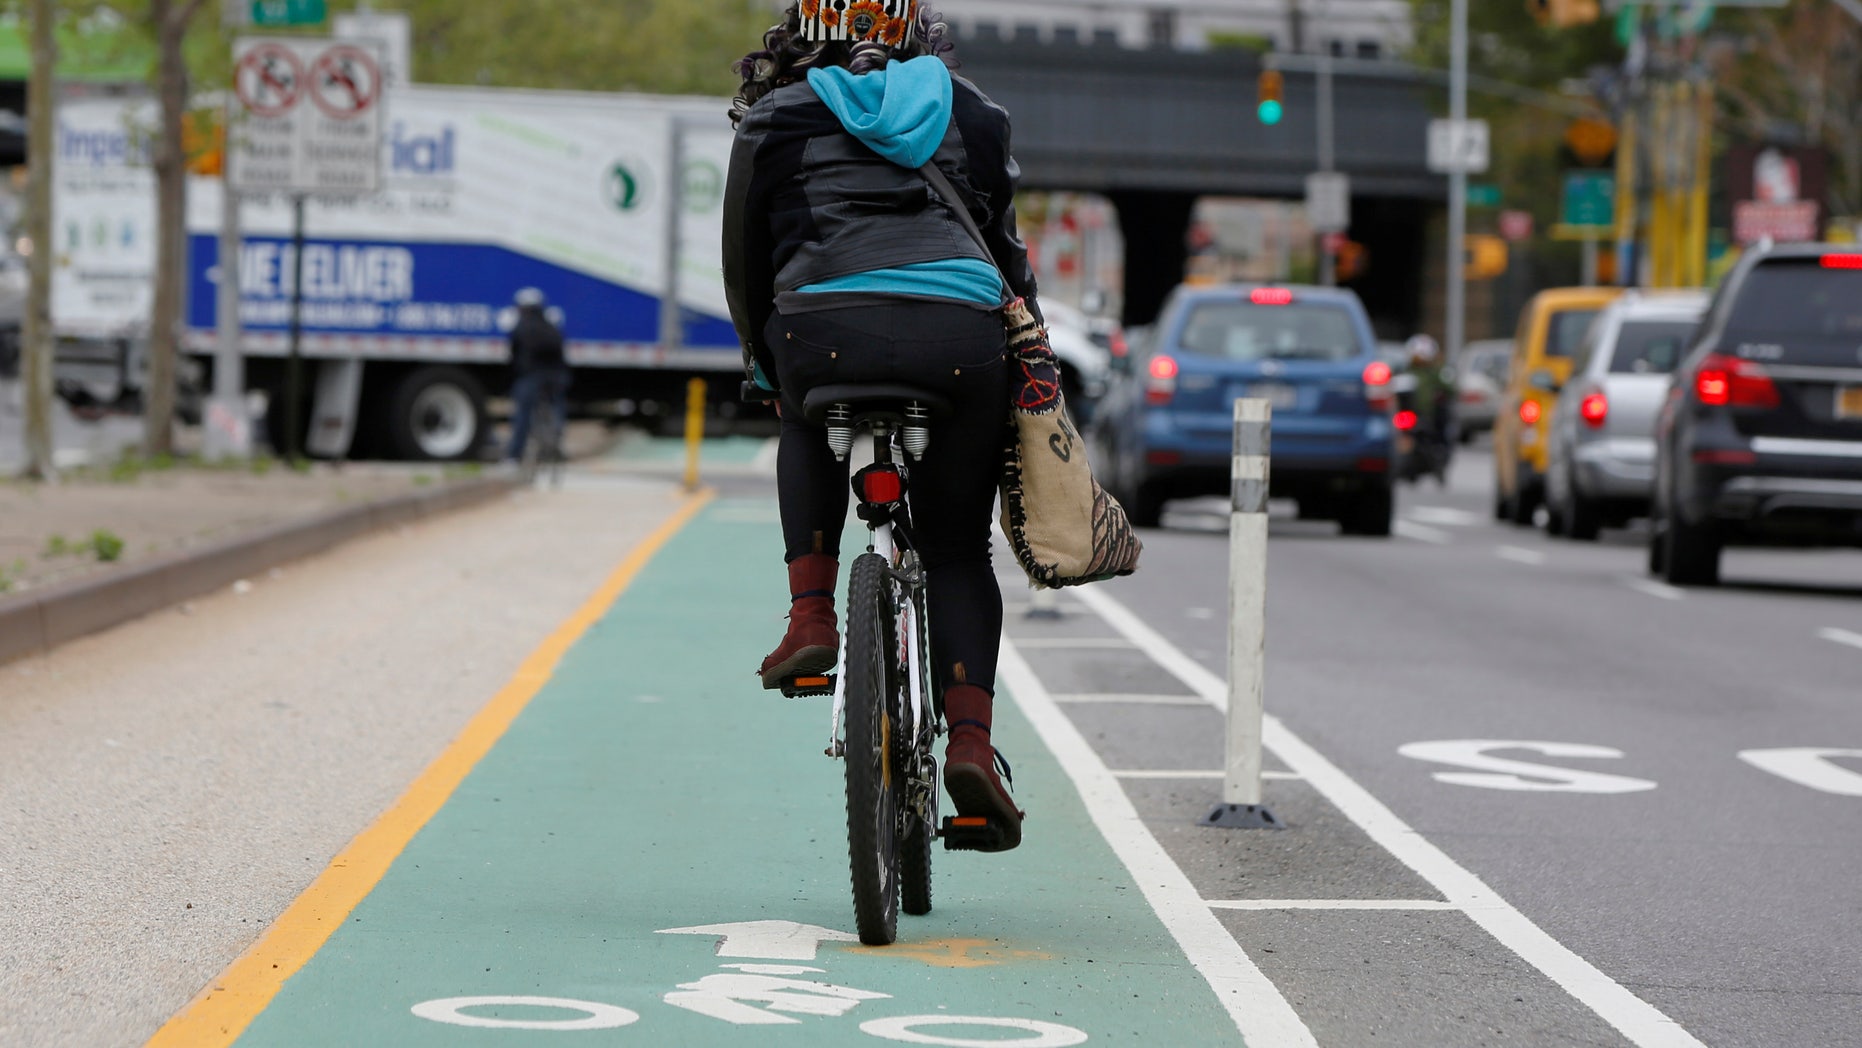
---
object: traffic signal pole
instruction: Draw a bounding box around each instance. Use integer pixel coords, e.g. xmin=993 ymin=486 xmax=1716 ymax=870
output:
xmin=1316 ymin=53 xmax=1336 ymax=287
xmin=1446 ymin=0 xmax=1467 ymax=361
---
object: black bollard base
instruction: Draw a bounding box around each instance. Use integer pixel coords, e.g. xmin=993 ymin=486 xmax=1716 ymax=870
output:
xmin=1199 ymin=803 xmax=1285 ymax=829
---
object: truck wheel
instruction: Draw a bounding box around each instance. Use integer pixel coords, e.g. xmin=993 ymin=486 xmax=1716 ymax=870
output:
xmin=387 ymin=366 xmax=487 ymax=461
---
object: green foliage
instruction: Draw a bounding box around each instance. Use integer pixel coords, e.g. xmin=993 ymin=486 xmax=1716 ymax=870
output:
xmin=43 ymin=533 xmax=73 ymax=557
xmin=90 ymin=529 xmax=125 ymax=562
xmin=0 ymin=557 xmax=25 ymax=594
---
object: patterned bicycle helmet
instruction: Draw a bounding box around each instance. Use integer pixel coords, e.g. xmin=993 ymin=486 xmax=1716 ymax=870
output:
xmin=798 ymin=0 xmax=919 ymax=46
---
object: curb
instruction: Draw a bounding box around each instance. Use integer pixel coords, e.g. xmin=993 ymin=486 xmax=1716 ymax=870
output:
xmin=0 ymin=475 xmax=524 ymax=668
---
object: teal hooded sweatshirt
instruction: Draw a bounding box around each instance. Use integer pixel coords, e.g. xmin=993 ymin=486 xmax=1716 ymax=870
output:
xmin=797 ymin=56 xmax=1007 ymax=306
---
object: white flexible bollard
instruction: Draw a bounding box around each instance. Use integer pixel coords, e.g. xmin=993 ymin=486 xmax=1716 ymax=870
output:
xmin=1202 ymin=398 xmax=1282 ymax=829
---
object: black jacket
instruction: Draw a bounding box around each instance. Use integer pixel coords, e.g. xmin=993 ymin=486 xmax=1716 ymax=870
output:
xmin=722 ymin=73 xmax=1039 ymax=391
xmin=509 ymin=309 xmax=566 ymax=375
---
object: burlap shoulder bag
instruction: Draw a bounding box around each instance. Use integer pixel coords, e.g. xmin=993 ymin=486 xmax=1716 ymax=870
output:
xmin=919 ymin=163 xmax=1142 ymax=589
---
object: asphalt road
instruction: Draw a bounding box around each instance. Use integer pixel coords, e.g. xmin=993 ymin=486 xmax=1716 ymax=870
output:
xmin=8 ymin=436 xmax=1859 ymax=1047
xmin=1058 ymin=444 xmax=1862 ymax=1047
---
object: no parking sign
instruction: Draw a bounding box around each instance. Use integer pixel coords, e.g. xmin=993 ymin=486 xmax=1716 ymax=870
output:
xmin=231 ymin=36 xmax=386 ymax=195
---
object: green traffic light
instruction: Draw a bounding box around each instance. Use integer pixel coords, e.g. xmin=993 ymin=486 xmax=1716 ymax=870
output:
xmin=1257 ymin=100 xmax=1283 ymax=125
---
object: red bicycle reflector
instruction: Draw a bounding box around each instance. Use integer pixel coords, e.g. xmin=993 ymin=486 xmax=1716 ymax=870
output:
xmin=1579 ymin=391 xmax=1608 ymax=427
xmin=1250 ymin=287 xmax=1294 ymax=306
xmin=1519 ymin=400 xmax=1542 ymax=425
xmin=1362 ymin=360 xmax=1392 ymax=387
xmin=1393 ymin=409 xmax=1418 ymax=431
xmin=793 ymin=676 xmax=830 ymax=687
xmin=1821 ymin=254 xmax=1862 ymax=270
xmin=862 ymin=470 xmax=903 ymax=503
xmin=950 ymin=817 xmax=989 ymax=827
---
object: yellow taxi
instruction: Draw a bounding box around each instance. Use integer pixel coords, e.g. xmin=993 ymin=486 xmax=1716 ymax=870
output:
xmin=1494 ymin=286 xmax=1622 ymax=524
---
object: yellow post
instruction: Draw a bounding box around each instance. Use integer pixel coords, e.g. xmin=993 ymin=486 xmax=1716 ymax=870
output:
xmin=683 ymin=378 xmax=706 ymax=493
xmin=1614 ymin=107 xmax=1638 ymax=286
xmin=1686 ymin=81 xmax=1714 ymax=288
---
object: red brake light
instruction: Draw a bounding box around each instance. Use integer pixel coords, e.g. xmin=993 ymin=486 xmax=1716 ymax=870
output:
xmin=1362 ymin=360 xmax=1392 ymax=387
xmin=1579 ymin=391 xmax=1608 ymax=428
xmin=1145 ymin=354 xmax=1179 ymax=405
xmin=861 ymin=469 xmax=902 ymax=504
xmin=1108 ymin=330 xmax=1129 ymax=358
xmin=1393 ymin=409 xmax=1418 ymax=431
xmin=1821 ymin=254 xmax=1862 ymax=270
xmin=1250 ymin=287 xmax=1294 ymax=306
xmin=1519 ymin=400 xmax=1542 ymax=425
xmin=1694 ymin=353 xmax=1780 ymax=409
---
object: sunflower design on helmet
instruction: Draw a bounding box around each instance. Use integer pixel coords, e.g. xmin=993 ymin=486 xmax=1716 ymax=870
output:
xmin=798 ymin=0 xmax=917 ymax=45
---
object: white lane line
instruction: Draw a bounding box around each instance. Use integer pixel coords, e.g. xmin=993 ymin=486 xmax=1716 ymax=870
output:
xmin=1009 ymin=637 xmax=1136 ymax=650
xmin=1052 ymin=692 xmax=1208 ymax=706
xmin=1207 ymin=899 xmax=1457 ymax=911
xmin=749 ymin=436 xmax=781 ymax=474
xmin=1067 ymin=584 xmax=1709 ymax=1048
xmin=1818 ymin=627 xmax=1862 ymax=652
xmin=1496 ymin=545 xmax=1548 ymax=566
xmin=1623 ymin=577 xmax=1685 ymax=601
xmin=1394 ymin=521 xmax=1452 ymax=545
xmin=1406 ymin=506 xmax=1484 ymax=527
xmin=1114 ymin=769 xmax=1302 ymax=781
xmin=998 ymin=638 xmax=1319 ymax=1048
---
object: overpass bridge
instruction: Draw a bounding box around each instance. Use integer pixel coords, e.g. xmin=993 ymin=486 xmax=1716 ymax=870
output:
xmin=956 ymin=38 xmax=1447 ymax=333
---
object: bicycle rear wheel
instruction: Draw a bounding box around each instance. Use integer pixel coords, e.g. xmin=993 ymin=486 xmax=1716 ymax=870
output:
xmin=898 ymin=581 xmax=934 ymax=917
xmin=844 ymin=552 xmax=903 ymax=945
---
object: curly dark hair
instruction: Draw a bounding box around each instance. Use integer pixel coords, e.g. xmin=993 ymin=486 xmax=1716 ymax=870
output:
xmin=728 ymin=3 xmax=958 ymax=126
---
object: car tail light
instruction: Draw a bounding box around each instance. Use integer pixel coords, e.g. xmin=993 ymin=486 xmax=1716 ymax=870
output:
xmin=1145 ymin=354 xmax=1179 ymax=405
xmin=861 ymin=468 xmax=903 ymax=504
xmin=1393 ymin=409 xmax=1418 ymax=431
xmin=1356 ymin=456 xmax=1389 ymax=473
xmin=1579 ymin=391 xmax=1608 ymax=428
xmin=1362 ymin=360 xmax=1393 ymax=410
xmin=1108 ymin=329 xmax=1129 ymax=359
xmin=1693 ymin=353 xmax=1780 ymax=409
xmin=1692 ymin=449 xmax=1758 ymax=466
xmin=1519 ymin=399 xmax=1542 ymax=425
xmin=1250 ymin=287 xmax=1294 ymax=305
xmin=1821 ymin=254 xmax=1862 ymax=270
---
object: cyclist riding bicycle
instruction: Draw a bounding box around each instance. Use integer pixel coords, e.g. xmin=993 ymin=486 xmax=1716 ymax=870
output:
xmin=725 ymin=0 xmax=1038 ymax=849
xmin=506 ymin=288 xmax=569 ymax=464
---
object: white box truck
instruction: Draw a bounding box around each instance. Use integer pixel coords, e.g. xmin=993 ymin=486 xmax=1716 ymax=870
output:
xmin=54 ymin=84 xmax=741 ymax=459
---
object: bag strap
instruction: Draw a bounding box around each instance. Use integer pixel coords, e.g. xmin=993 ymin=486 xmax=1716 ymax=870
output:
xmin=918 ymin=162 xmax=1013 ymax=305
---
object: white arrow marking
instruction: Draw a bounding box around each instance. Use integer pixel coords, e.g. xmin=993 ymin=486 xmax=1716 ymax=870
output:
xmin=1738 ymin=748 xmax=1862 ymax=797
xmin=657 ymin=920 xmax=860 ymax=960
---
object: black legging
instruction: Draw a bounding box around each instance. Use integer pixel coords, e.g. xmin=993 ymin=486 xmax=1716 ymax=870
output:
xmin=768 ymin=301 xmax=1009 ymax=696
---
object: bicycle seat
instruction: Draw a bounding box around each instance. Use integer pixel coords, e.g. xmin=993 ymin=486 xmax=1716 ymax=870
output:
xmin=802 ymin=383 xmax=952 ymax=426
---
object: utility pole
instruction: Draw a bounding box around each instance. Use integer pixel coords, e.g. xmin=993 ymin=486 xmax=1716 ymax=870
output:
xmin=1316 ymin=51 xmax=1336 ymax=286
xmin=1446 ymin=0 xmax=1468 ymax=361
xmin=21 ymin=0 xmax=56 ymax=480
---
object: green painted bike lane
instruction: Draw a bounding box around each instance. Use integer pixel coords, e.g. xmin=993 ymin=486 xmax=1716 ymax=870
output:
xmin=225 ymin=496 xmax=1249 ymax=1047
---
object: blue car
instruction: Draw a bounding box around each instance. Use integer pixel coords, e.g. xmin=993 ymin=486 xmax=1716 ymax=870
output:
xmin=1089 ymin=283 xmax=1397 ymax=535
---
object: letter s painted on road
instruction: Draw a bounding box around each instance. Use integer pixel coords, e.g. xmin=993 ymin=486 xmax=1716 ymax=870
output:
xmin=1397 ymin=740 xmax=1658 ymax=794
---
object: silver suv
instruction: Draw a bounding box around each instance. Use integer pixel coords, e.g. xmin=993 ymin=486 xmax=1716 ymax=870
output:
xmin=1544 ymin=290 xmax=1707 ymax=539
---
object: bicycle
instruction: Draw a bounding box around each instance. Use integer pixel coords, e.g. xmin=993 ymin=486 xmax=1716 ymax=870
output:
xmin=772 ymin=381 xmax=1009 ymax=946
xmin=519 ymin=373 xmax=568 ymax=488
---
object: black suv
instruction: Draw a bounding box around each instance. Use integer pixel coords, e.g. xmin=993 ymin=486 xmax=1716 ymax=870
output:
xmin=1650 ymin=243 xmax=1862 ymax=585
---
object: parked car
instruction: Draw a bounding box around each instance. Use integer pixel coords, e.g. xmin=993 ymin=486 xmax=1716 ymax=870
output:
xmin=1649 ymin=244 xmax=1862 ymax=585
xmin=1494 ymin=286 xmax=1623 ymax=525
xmin=1543 ymin=290 xmax=1706 ymax=539
xmin=1090 ymin=282 xmax=1396 ymax=534
xmin=1040 ymin=298 xmax=1120 ymax=416
xmin=1453 ymin=339 xmax=1512 ymax=442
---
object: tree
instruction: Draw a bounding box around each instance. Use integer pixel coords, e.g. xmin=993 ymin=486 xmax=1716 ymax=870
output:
xmin=22 ymin=0 xmax=57 ymax=480
xmin=1708 ymin=3 xmax=1862 ymax=218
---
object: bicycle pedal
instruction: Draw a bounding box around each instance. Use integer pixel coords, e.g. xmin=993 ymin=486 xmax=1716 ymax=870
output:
xmin=778 ymin=673 xmax=836 ymax=698
xmin=939 ymin=815 xmax=1011 ymax=852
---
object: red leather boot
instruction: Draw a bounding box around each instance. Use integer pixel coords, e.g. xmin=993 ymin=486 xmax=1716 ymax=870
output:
xmin=758 ymin=554 xmax=839 ymax=689
xmin=942 ymin=683 xmax=1023 ymax=851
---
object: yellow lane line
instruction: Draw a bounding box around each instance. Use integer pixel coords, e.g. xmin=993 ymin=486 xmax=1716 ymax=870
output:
xmin=146 ymin=488 xmax=716 ymax=1048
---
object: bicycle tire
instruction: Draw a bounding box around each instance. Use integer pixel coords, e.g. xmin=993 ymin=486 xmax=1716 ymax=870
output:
xmin=898 ymin=582 xmax=933 ymax=917
xmin=844 ymin=552 xmax=902 ymax=945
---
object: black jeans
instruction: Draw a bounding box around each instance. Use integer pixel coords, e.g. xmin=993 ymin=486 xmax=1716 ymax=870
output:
xmin=768 ymin=301 xmax=1009 ymax=696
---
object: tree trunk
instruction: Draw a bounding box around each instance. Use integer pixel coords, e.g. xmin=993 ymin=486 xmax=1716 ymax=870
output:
xmin=21 ymin=0 xmax=56 ymax=480
xmin=144 ymin=0 xmax=192 ymax=457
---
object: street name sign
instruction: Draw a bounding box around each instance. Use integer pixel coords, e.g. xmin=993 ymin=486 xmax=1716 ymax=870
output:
xmin=1552 ymin=170 xmax=1614 ymax=240
xmin=1305 ymin=172 xmax=1350 ymax=234
xmin=230 ymin=36 xmax=386 ymax=195
xmin=251 ymin=0 xmax=325 ymax=26
xmin=1427 ymin=118 xmax=1489 ymax=175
